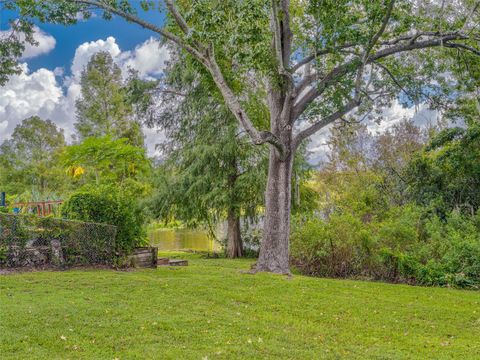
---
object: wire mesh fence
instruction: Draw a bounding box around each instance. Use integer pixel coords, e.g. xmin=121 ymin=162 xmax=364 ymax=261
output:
xmin=0 ymin=214 xmax=117 ymax=268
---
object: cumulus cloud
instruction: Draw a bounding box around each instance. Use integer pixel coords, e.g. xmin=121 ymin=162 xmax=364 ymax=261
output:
xmin=120 ymin=38 xmax=170 ymax=78
xmin=70 ymin=36 xmax=122 ymax=77
xmin=0 ymin=64 xmax=63 ymax=141
xmin=70 ymin=36 xmax=169 ymax=80
xmin=22 ymin=26 xmax=57 ymax=59
xmin=0 ymin=25 xmax=56 ymax=59
xmin=0 ymin=36 xmax=169 ymax=154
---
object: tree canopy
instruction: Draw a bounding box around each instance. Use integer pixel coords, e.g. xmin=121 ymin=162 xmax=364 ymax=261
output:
xmin=75 ymin=51 xmax=149 ymax=147
xmin=1 ymin=0 xmax=479 ymax=273
xmin=0 ymin=116 xmax=66 ymax=198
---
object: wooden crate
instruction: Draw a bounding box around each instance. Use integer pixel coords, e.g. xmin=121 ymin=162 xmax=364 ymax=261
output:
xmin=129 ymin=247 xmax=158 ymax=268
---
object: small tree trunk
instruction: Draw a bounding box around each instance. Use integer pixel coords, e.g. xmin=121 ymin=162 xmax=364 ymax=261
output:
xmin=255 ymin=149 xmax=293 ymax=274
xmin=226 ymin=208 xmax=243 ymax=258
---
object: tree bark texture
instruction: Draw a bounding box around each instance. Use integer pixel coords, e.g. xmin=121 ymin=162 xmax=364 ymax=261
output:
xmin=255 ymin=149 xmax=293 ymax=274
xmin=226 ymin=208 xmax=243 ymax=258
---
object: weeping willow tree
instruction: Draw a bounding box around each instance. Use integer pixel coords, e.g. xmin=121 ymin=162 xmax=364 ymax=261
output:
xmin=149 ymin=52 xmax=269 ymax=258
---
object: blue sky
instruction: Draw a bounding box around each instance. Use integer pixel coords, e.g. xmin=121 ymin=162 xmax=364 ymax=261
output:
xmin=0 ymin=5 xmax=166 ymax=75
xmin=0 ymin=5 xmax=172 ymax=153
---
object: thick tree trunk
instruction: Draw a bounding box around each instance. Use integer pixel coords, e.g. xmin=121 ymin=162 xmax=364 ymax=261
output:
xmin=226 ymin=208 xmax=243 ymax=258
xmin=255 ymin=149 xmax=294 ymax=274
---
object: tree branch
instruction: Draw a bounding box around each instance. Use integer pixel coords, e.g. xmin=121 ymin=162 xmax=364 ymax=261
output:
xmin=355 ymin=0 xmax=395 ymax=103
xmin=271 ymin=0 xmax=293 ymax=69
xmin=270 ymin=0 xmax=295 ymax=130
xmin=164 ymin=0 xmax=189 ymax=35
xmin=206 ymin=52 xmax=287 ymax=158
xmin=444 ymin=42 xmax=480 ymax=56
xmin=372 ymin=61 xmax=413 ymax=101
xmin=292 ymin=61 xmax=354 ymax=119
xmin=74 ymin=0 xmax=288 ymax=156
xmin=292 ymin=32 xmax=475 ymax=121
xmin=73 ymin=0 xmax=207 ymax=63
xmin=292 ymin=0 xmax=395 ymax=75
xmin=367 ymin=0 xmax=395 ymax=56
xmin=292 ymin=98 xmax=360 ymax=150
xmin=291 ymin=43 xmax=359 ymax=73
xmin=271 ymin=0 xmax=286 ymax=73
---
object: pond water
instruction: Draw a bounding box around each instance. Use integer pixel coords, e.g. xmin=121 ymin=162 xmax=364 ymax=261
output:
xmin=148 ymin=228 xmax=221 ymax=252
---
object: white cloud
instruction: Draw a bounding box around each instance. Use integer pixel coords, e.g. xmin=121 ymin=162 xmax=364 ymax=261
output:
xmin=0 ymin=121 xmax=8 ymax=133
xmin=70 ymin=36 xmax=122 ymax=77
xmin=0 ymin=25 xmax=56 ymax=60
xmin=2 ymin=33 xmax=440 ymax=162
xmin=0 ymin=64 xmax=63 ymax=141
xmin=22 ymin=26 xmax=56 ymax=59
xmin=69 ymin=36 xmax=169 ymax=80
xmin=120 ymin=38 xmax=170 ymax=78
xmin=0 ymin=36 xmax=169 ymax=154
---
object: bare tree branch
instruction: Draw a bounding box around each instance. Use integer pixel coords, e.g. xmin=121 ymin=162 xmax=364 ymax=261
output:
xmin=444 ymin=42 xmax=480 ymax=56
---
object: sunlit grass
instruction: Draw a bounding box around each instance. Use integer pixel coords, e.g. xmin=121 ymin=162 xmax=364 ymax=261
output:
xmin=1 ymin=252 xmax=479 ymax=359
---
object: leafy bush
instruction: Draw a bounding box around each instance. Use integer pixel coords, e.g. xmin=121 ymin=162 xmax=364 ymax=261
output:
xmin=62 ymin=184 xmax=147 ymax=253
xmin=291 ymin=212 xmax=373 ymax=277
xmin=241 ymin=226 xmax=262 ymax=258
xmin=291 ymin=207 xmax=480 ymax=289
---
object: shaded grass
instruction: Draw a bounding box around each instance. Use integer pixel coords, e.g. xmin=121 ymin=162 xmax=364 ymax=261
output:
xmin=1 ymin=252 xmax=479 ymax=359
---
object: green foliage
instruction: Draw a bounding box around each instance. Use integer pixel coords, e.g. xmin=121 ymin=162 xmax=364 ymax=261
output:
xmin=0 ymin=116 xmax=66 ymax=197
xmin=61 ymin=184 xmax=147 ymax=253
xmin=62 ymin=136 xmax=150 ymax=185
xmin=407 ymin=121 xmax=480 ymax=216
xmin=291 ymin=205 xmax=480 ymax=289
xmin=148 ymin=52 xmax=268 ymax=231
xmin=292 ymin=119 xmax=480 ymax=289
xmin=75 ymin=51 xmax=153 ymax=147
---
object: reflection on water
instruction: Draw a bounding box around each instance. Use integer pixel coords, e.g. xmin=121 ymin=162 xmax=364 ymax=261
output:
xmin=149 ymin=228 xmax=221 ymax=251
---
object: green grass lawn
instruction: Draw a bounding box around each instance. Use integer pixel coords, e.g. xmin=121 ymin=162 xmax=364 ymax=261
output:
xmin=1 ymin=252 xmax=479 ymax=359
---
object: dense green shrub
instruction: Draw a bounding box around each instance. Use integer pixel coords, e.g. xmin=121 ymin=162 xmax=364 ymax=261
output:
xmin=291 ymin=213 xmax=372 ymax=277
xmin=61 ymin=184 xmax=147 ymax=253
xmin=406 ymin=122 xmax=480 ymax=217
xmin=291 ymin=207 xmax=480 ymax=289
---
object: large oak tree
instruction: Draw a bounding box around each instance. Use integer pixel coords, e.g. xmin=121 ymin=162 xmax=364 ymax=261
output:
xmin=1 ymin=0 xmax=479 ymax=273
